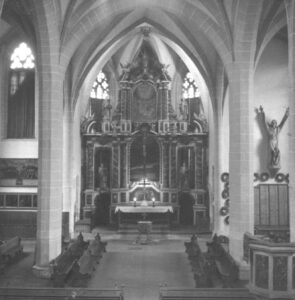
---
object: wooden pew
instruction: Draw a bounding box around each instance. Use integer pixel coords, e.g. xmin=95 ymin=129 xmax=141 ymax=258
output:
xmin=50 ymin=233 xmax=88 ymax=287
xmin=50 ymin=251 xmax=78 ymax=287
xmin=206 ymin=235 xmax=239 ymax=287
xmin=0 ymin=287 xmax=124 ymax=300
xmin=0 ymin=236 xmax=23 ymax=265
xmin=184 ymin=234 xmax=213 ymax=287
xmin=159 ymin=287 xmax=255 ymax=300
xmin=67 ymin=233 xmax=108 ymax=286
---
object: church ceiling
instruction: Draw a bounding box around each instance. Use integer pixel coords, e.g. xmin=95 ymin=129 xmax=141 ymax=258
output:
xmin=0 ymin=0 xmax=288 ymax=114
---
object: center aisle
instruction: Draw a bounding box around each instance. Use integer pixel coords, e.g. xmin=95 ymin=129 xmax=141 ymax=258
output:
xmin=88 ymin=238 xmax=195 ymax=300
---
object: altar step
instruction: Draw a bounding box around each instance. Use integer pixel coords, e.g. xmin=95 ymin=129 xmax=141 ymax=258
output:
xmin=118 ymin=223 xmax=170 ymax=234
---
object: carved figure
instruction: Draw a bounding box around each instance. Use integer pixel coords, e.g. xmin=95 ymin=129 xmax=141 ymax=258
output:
xmin=98 ymin=163 xmax=108 ymax=188
xmin=179 ymin=162 xmax=189 ymax=188
xmin=160 ymin=63 xmax=170 ymax=81
xmin=259 ymin=106 xmax=289 ymax=169
xmin=119 ymin=62 xmax=131 ymax=81
xmin=179 ymin=98 xmax=188 ymax=121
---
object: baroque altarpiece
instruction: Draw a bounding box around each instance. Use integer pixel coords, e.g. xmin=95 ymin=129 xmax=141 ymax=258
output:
xmin=81 ymin=46 xmax=209 ymax=228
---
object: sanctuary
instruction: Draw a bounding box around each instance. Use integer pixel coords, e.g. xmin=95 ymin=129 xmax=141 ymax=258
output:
xmin=80 ymin=42 xmax=208 ymax=230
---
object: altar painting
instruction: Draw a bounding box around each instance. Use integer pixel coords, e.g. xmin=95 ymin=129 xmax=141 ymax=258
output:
xmin=132 ymin=82 xmax=157 ymax=123
xmin=130 ymin=135 xmax=159 ymax=182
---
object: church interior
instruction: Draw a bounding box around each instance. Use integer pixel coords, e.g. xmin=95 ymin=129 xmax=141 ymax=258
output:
xmin=0 ymin=0 xmax=295 ymax=299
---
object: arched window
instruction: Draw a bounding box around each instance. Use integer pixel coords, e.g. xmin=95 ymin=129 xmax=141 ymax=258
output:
xmin=90 ymin=71 xmax=110 ymax=127
xmin=182 ymin=72 xmax=199 ymax=99
xmin=181 ymin=72 xmax=205 ymax=126
xmin=90 ymin=71 xmax=109 ymax=99
xmin=7 ymin=42 xmax=35 ymax=138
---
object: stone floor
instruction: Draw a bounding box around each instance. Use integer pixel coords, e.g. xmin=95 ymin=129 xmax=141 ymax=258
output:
xmin=1 ymin=229 xmax=240 ymax=300
xmin=0 ymin=230 xmax=211 ymax=289
xmin=87 ymin=238 xmax=197 ymax=300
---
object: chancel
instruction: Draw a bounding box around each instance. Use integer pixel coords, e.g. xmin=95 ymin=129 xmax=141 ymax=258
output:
xmin=0 ymin=1 xmax=295 ymax=299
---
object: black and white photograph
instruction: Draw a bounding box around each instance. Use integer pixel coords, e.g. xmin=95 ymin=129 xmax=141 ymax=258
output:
xmin=0 ymin=1 xmax=294 ymax=299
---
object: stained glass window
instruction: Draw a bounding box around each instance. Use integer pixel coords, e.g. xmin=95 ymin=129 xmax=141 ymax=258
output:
xmin=182 ymin=72 xmax=199 ymax=99
xmin=90 ymin=71 xmax=109 ymax=99
xmin=7 ymin=42 xmax=35 ymax=138
xmin=10 ymin=42 xmax=35 ymax=70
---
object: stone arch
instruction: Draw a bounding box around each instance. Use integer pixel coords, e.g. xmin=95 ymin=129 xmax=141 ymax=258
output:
xmin=59 ymin=0 xmax=233 ymax=75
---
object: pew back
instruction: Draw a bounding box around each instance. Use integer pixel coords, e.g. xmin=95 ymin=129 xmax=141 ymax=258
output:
xmin=0 ymin=287 xmax=124 ymax=300
xmin=159 ymin=288 xmax=255 ymax=300
xmin=0 ymin=236 xmax=22 ymax=255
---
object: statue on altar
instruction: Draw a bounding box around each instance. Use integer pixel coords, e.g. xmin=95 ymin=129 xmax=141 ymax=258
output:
xmin=259 ymin=106 xmax=289 ymax=170
xmin=179 ymin=162 xmax=189 ymax=189
xmin=98 ymin=163 xmax=108 ymax=189
xmin=179 ymin=98 xmax=188 ymax=121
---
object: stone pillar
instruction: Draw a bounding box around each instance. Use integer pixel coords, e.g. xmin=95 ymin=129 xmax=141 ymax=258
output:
xmin=228 ymin=64 xmax=255 ymax=263
xmin=213 ymin=60 xmax=226 ymax=236
xmin=33 ymin=70 xmax=63 ymax=277
xmin=63 ymin=93 xmax=74 ymax=239
xmin=286 ymin=1 xmax=295 ymax=242
xmin=227 ymin=1 xmax=263 ymax=265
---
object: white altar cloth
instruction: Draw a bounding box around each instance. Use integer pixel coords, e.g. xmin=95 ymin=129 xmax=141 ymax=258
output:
xmin=115 ymin=206 xmax=173 ymax=214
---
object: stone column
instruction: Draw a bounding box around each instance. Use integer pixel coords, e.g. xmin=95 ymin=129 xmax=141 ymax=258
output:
xmin=227 ymin=1 xmax=263 ymax=267
xmin=62 ymin=91 xmax=74 ymax=239
xmin=286 ymin=0 xmax=295 ymax=242
xmin=228 ymin=65 xmax=255 ymax=264
xmin=213 ymin=60 xmax=227 ymax=236
xmin=33 ymin=69 xmax=63 ymax=277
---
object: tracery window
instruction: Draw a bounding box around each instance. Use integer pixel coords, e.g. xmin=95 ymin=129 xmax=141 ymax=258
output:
xmin=7 ymin=42 xmax=35 ymax=138
xmin=90 ymin=71 xmax=109 ymax=99
xmin=182 ymin=72 xmax=199 ymax=99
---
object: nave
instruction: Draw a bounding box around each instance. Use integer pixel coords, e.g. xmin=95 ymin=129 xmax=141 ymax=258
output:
xmin=0 ymin=231 xmax=235 ymax=300
xmin=87 ymin=235 xmax=195 ymax=300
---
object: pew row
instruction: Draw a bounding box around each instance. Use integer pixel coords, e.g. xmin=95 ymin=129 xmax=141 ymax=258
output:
xmin=0 ymin=236 xmax=23 ymax=266
xmin=206 ymin=235 xmax=239 ymax=287
xmin=184 ymin=234 xmax=222 ymax=287
xmin=0 ymin=287 xmax=123 ymax=300
xmin=159 ymin=287 xmax=255 ymax=300
xmin=50 ymin=233 xmax=88 ymax=287
xmin=50 ymin=232 xmax=107 ymax=287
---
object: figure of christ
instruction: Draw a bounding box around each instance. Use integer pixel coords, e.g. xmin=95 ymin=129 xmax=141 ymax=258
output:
xmin=259 ymin=106 xmax=289 ymax=169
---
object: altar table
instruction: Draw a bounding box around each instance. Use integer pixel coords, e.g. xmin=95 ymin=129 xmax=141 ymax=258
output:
xmin=114 ymin=205 xmax=173 ymax=228
xmin=115 ymin=206 xmax=173 ymax=214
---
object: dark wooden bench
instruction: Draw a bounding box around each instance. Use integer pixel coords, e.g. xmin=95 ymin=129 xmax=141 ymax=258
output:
xmin=50 ymin=251 xmax=78 ymax=287
xmin=75 ymin=233 xmax=107 ymax=275
xmin=67 ymin=233 xmax=108 ymax=286
xmin=206 ymin=235 xmax=239 ymax=287
xmin=50 ymin=233 xmax=88 ymax=287
xmin=68 ymin=233 xmax=89 ymax=259
xmin=159 ymin=287 xmax=256 ymax=300
xmin=0 ymin=287 xmax=124 ymax=300
xmin=185 ymin=235 xmax=214 ymax=287
xmin=0 ymin=236 xmax=23 ymax=266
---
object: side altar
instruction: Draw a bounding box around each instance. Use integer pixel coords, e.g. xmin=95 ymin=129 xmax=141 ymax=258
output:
xmin=80 ymin=43 xmax=209 ymax=229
